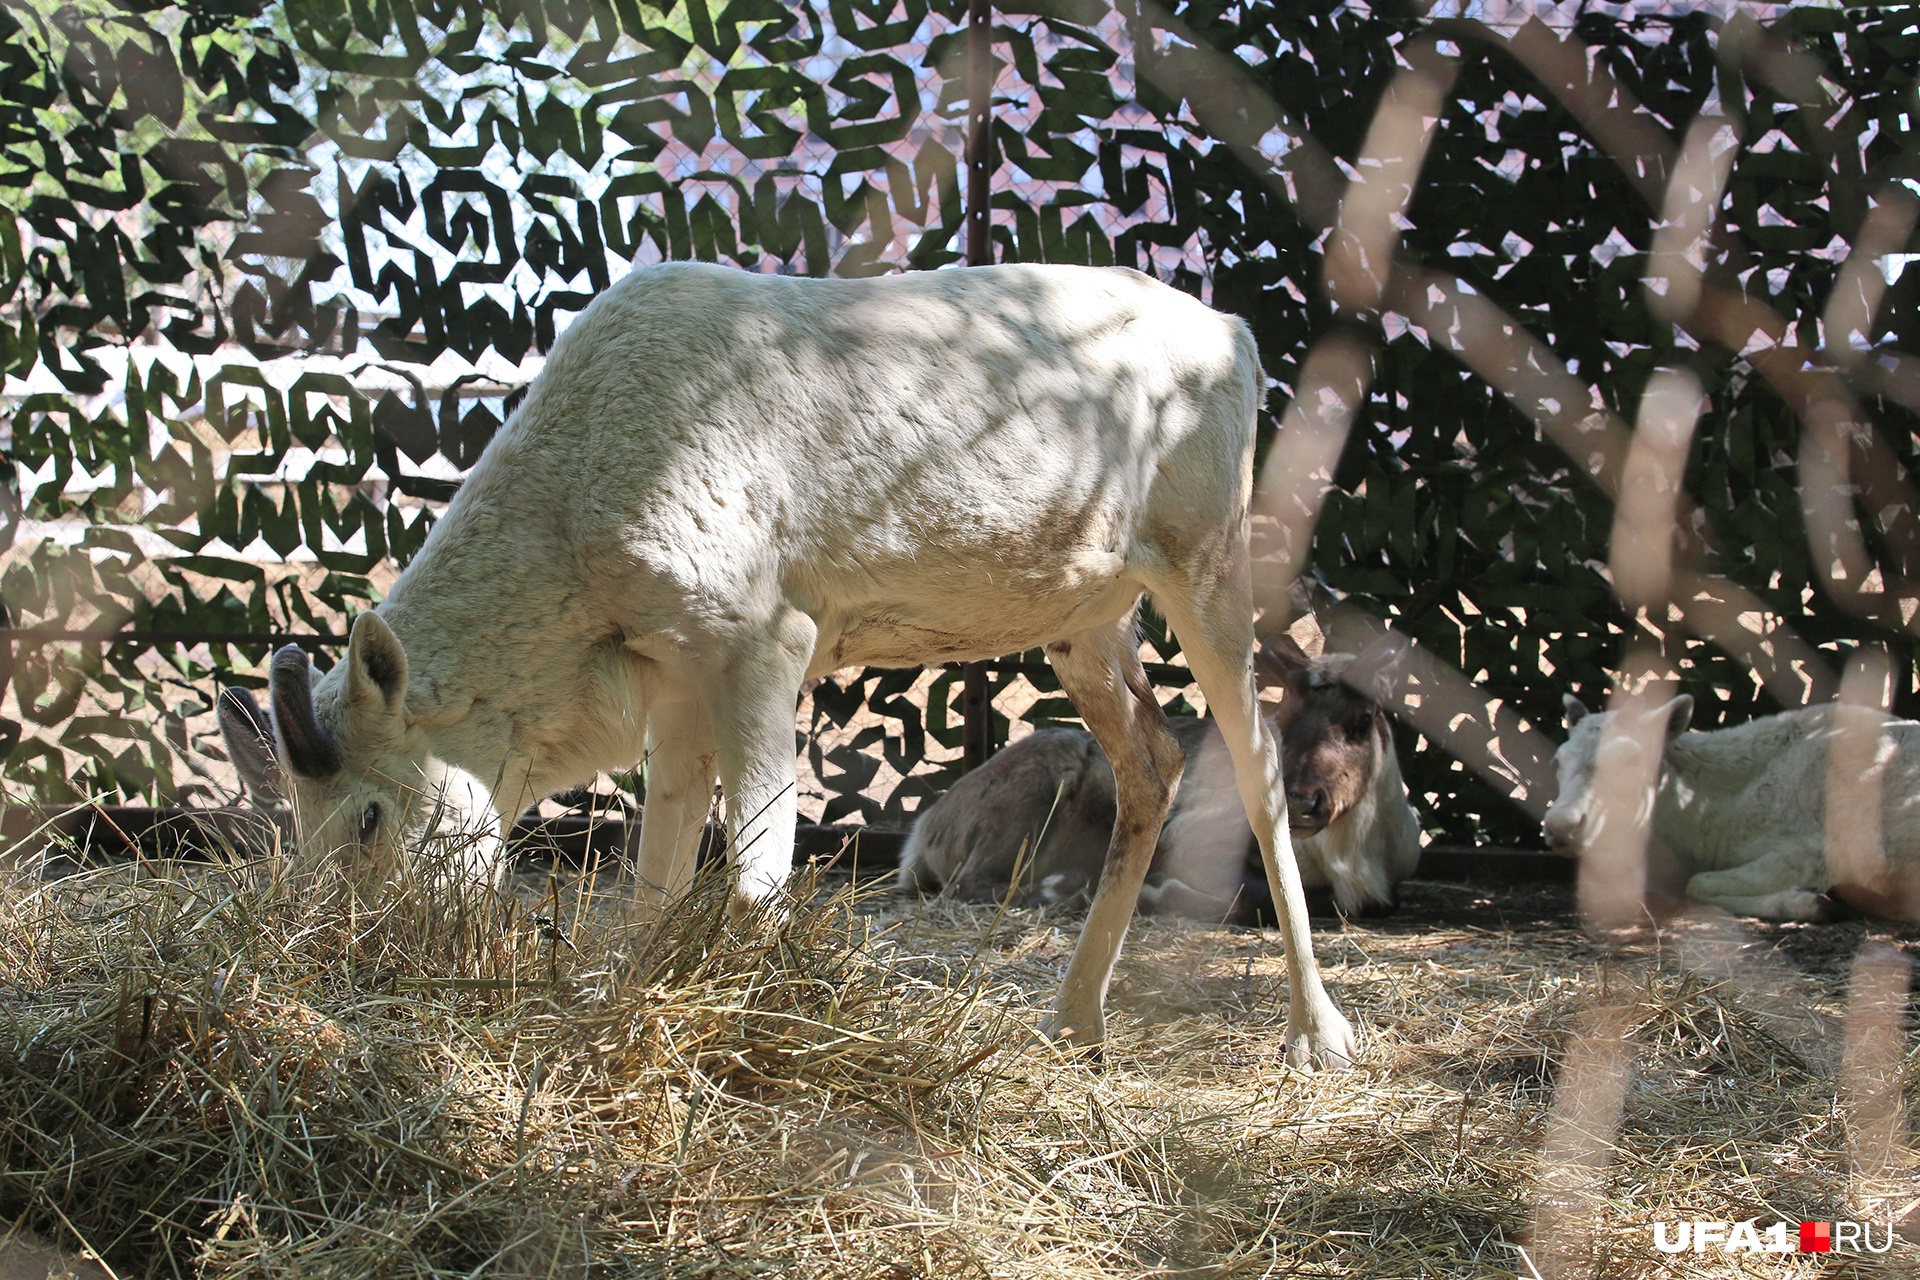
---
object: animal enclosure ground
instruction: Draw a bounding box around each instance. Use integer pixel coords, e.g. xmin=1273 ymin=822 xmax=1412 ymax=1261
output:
xmin=1 ymin=847 xmax=1917 ymax=1279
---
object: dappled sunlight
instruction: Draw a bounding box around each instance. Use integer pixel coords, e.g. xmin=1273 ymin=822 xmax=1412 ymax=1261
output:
xmin=6 ymin=0 xmax=1920 ymax=1275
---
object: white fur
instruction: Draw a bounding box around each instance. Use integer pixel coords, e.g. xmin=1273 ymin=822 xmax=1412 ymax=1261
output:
xmin=217 ymin=685 xmax=506 ymax=890
xmin=1544 ymin=697 xmax=1920 ymax=920
xmin=273 ymin=261 xmax=1356 ymax=1066
xmin=401 ymin=759 xmax=512 ymax=888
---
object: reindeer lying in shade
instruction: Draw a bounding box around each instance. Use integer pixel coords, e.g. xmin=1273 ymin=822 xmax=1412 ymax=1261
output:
xmin=1545 ymin=694 xmax=1920 ymax=922
xmin=901 ymin=637 xmax=1423 ymax=922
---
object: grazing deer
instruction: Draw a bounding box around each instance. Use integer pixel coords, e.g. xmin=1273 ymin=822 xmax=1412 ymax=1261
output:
xmin=217 ymin=685 xmax=506 ymax=887
xmin=228 ymin=261 xmax=1356 ymax=1066
xmin=901 ymin=638 xmax=1422 ymax=921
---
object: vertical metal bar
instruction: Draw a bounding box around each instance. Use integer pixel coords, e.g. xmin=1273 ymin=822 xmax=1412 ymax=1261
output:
xmin=966 ymin=0 xmax=993 ymax=268
xmin=961 ymin=661 xmax=992 ymax=771
xmin=0 ymin=597 xmax=16 ymax=761
xmin=961 ymin=0 xmax=994 ymax=772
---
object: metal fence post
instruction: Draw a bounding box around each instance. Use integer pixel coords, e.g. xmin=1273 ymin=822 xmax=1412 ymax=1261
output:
xmin=960 ymin=0 xmax=995 ymax=773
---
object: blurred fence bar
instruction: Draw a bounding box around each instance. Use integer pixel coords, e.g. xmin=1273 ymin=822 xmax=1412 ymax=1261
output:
xmin=960 ymin=0 xmax=997 ymax=774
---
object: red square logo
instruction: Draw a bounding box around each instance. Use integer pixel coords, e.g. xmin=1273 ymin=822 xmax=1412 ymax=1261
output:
xmin=1800 ymin=1222 xmax=1831 ymax=1253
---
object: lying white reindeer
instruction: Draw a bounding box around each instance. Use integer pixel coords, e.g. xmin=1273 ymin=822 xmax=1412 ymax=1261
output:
xmin=902 ymin=638 xmax=1422 ymax=920
xmin=242 ymin=262 xmax=1356 ymax=1066
xmin=1544 ymin=694 xmax=1920 ymax=921
xmin=217 ymin=685 xmax=506 ymax=887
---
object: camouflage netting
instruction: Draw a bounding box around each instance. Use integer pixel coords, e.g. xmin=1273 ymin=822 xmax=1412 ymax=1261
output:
xmin=2 ymin=0 xmax=1917 ymax=845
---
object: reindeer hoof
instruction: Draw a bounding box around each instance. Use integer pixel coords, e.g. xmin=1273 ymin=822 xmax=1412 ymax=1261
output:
xmin=1037 ymin=1008 xmax=1106 ymax=1061
xmin=1285 ymin=1003 xmax=1359 ymax=1071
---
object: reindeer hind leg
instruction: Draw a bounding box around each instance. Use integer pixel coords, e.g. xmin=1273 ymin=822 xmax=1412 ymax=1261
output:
xmin=1147 ymin=542 xmax=1358 ymax=1069
xmin=1040 ymin=605 xmax=1187 ymax=1049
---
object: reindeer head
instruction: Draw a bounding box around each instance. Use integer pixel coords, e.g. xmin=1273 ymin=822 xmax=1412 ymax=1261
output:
xmin=1257 ymin=636 xmax=1399 ymax=838
xmin=216 ymin=613 xmax=504 ymax=889
xmin=1542 ymin=693 xmax=1694 ymax=854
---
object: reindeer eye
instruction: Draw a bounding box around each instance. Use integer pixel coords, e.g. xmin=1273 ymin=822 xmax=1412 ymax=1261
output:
xmin=358 ymin=802 xmax=381 ymax=846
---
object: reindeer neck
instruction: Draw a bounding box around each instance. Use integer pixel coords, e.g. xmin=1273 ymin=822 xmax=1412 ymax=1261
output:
xmin=374 ymin=498 xmax=597 ymax=785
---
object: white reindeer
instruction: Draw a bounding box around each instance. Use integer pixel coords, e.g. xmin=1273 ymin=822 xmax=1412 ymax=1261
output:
xmin=1545 ymin=694 xmax=1920 ymax=921
xmin=243 ymin=262 xmax=1356 ymax=1066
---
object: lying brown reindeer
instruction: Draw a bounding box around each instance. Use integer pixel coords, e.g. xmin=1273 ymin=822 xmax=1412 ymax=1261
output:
xmin=900 ymin=638 xmax=1422 ymax=921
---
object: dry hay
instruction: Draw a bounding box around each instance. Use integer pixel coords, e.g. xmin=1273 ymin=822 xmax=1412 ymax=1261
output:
xmin=1 ymin=830 xmax=1918 ymax=1279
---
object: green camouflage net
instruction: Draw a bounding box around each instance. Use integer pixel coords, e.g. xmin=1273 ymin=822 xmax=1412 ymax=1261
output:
xmin=2 ymin=0 xmax=1918 ymax=847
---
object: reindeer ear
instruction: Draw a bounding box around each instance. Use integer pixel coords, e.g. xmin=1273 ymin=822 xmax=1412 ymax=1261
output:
xmin=269 ymin=645 xmax=342 ymax=779
xmin=1660 ymin=693 xmax=1695 ymax=740
xmin=1563 ymin=694 xmax=1591 ymax=729
xmin=217 ymin=686 xmax=282 ymax=802
xmin=1361 ymin=638 xmax=1406 ymax=703
xmin=1255 ymin=635 xmax=1313 ymax=687
xmin=345 ymin=611 xmax=409 ymax=731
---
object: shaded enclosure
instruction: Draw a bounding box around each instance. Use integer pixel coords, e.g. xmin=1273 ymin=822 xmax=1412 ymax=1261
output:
xmin=5 ymin=4 xmax=1920 ymax=1277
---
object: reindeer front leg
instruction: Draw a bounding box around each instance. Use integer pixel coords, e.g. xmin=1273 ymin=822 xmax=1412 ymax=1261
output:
xmin=705 ymin=608 xmax=818 ymax=915
xmin=631 ymin=692 xmax=718 ymax=908
xmin=1686 ymin=839 xmax=1831 ymax=921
